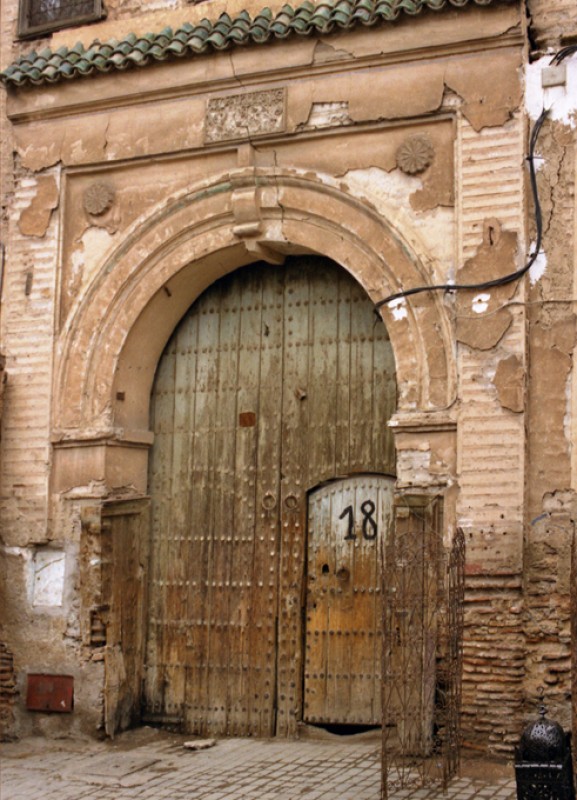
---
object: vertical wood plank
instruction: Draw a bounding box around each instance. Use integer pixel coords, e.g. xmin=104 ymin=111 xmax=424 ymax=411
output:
xmin=103 ymin=500 xmax=150 ymax=736
xmin=163 ymin=317 xmax=194 ymax=724
xmin=250 ymin=266 xmax=283 ymax=737
xmin=229 ymin=270 xmax=263 ymax=735
xmin=335 ymin=270 xmax=352 ymax=475
xmin=349 ymin=279 xmax=375 ymax=472
xmin=207 ymin=279 xmax=239 ymax=735
xmin=307 ymin=259 xmax=339 ymax=482
xmin=278 ymin=258 xmax=311 ymax=735
xmin=193 ymin=292 xmax=222 ymax=735
xmin=145 ymin=337 xmax=176 ymax=720
xmin=303 ymin=487 xmax=330 ymax=723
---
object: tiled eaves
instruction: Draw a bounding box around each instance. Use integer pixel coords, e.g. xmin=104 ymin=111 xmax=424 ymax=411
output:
xmin=2 ymin=0 xmax=509 ymax=88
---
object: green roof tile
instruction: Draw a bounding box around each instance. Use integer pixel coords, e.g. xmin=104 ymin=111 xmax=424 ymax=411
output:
xmin=1 ymin=0 xmax=512 ymax=88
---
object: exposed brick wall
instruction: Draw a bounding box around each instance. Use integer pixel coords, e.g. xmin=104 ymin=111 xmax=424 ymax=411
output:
xmin=0 ymin=642 xmax=17 ymax=740
xmin=528 ymin=0 xmax=577 ymax=52
xmin=524 ymin=113 xmax=576 ymax=729
xmin=462 ymin=576 xmax=525 ymax=753
xmin=1 ymin=0 xmax=17 ymax=252
xmin=1 ymin=0 xmax=58 ymax=547
xmin=523 ymin=513 xmax=572 ymax=727
xmin=456 ymin=114 xmax=528 ymax=754
xmin=0 ymin=163 xmax=60 ymax=546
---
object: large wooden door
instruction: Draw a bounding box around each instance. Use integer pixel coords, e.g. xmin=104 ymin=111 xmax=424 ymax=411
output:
xmin=144 ymin=256 xmax=396 ymax=737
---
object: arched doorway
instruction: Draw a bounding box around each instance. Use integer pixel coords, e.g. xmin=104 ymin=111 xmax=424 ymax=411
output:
xmin=143 ymin=255 xmax=397 ymax=737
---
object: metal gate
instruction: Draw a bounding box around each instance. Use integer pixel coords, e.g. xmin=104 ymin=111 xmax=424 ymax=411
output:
xmin=144 ymin=256 xmax=397 ymax=737
xmin=382 ymin=496 xmax=465 ymax=796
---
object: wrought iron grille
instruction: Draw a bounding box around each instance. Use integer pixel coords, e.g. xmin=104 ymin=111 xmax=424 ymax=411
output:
xmin=381 ymin=495 xmax=465 ymax=798
xmin=19 ymin=0 xmax=103 ymax=38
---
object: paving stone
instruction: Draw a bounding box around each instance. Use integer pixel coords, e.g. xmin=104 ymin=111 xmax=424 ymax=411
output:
xmin=0 ymin=730 xmax=519 ymax=800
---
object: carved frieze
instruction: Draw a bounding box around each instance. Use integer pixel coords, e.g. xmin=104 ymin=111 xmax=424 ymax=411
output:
xmin=205 ymin=89 xmax=285 ymax=143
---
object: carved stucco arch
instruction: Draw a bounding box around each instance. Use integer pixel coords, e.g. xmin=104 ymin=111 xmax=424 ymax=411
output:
xmin=53 ymin=168 xmax=456 ymax=453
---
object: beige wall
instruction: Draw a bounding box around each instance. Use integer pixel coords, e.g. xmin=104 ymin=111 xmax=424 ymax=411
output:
xmin=0 ymin=0 xmax=576 ymax=755
xmin=523 ymin=0 xmax=577 ymax=732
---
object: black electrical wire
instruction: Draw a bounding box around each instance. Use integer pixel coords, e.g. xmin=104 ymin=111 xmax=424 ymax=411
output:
xmin=374 ymin=107 xmax=549 ymax=311
xmin=550 ymin=45 xmax=577 ymax=66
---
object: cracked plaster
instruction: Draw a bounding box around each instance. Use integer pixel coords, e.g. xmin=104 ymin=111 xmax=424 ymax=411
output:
xmin=344 ymin=166 xmax=455 ymax=281
xmin=17 ymin=175 xmax=59 ymax=238
xmin=493 ymin=354 xmax=524 ymax=413
xmin=455 ymin=223 xmax=520 ymax=350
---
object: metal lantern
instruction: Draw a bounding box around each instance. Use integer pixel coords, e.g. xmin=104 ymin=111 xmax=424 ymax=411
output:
xmin=515 ymin=691 xmax=575 ymax=800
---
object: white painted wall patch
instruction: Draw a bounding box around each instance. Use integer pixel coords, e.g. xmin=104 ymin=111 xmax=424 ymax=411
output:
xmin=32 ymin=548 xmax=66 ymax=607
xmin=388 ymin=296 xmax=408 ymax=320
xmin=529 ymin=249 xmax=547 ymax=285
xmin=526 ymin=55 xmax=577 ymax=127
xmin=472 ymin=293 xmax=490 ymax=314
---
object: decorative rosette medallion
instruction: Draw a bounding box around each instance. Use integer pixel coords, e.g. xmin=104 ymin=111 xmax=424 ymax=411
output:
xmin=83 ymin=182 xmax=115 ymax=216
xmin=396 ymin=134 xmax=435 ymax=175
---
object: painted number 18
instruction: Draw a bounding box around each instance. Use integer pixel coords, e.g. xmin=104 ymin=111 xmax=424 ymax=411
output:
xmin=339 ymin=500 xmax=378 ymax=541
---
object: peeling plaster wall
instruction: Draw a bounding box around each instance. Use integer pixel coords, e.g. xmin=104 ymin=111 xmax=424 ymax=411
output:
xmin=1 ymin=163 xmax=60 ymax=546
xmin=4 ymin=0 xmax=574 ymax=755
xmin=455 ymin=111 xmax=528 ymax=753
xmin=523 ymin=37 xmax=577 ymax=730
xmin=2 ymin=10 xmax=528 ymax=745
xmin=0 ymin=160 xmax=104 ymax=737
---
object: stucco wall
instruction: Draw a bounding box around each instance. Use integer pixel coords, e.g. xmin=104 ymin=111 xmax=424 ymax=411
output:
xmin=0 ymin=0 xmax=576 ymax=757
xmin=523 ymin=13 xmax=577 ymax=731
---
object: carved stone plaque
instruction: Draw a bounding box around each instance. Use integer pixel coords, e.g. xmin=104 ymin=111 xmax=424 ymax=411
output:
xmin=205 ymin=88 xmax=285 ymax=143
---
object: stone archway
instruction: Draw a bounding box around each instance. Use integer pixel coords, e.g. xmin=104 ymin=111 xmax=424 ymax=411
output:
xmin=51 ymin=167 xmax=458 ymax=739
xmin=51 ymin=168 xmax=456 ymax=496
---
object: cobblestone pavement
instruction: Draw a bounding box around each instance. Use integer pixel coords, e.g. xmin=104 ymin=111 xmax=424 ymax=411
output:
xmin=1 ymin=728 xmax=517 ymax=800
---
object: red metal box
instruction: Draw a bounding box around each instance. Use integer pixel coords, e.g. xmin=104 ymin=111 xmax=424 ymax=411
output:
xmin=26 ymin=674 xmax=74 ymax=712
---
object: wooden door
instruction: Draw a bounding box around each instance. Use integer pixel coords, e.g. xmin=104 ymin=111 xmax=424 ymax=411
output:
xmin=144 ymin=256 xmax=396 ymax=737
xmin=101 ymin=499 xmax=150 ymax=737
xmin=304 ymin=476 xmax=394 ymax=726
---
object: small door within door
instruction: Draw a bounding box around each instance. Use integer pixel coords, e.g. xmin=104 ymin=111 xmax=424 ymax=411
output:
xmin=304 ymin=475 xmax=394 ymax=726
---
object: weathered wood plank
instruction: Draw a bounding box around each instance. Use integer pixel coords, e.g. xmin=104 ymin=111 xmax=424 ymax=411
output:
xmin=249 ymin=267 xmax=282 ymax=736
xmin=335 ymin=271 xmax=352 ymax=476
xmin=103 ymin=499 xmax=151 ymax=736
xmin=228 ymin=270 xmax=263 ymax=735
xmin=307 ymin=259 xmax=339 ymax=482
xmin=207 ymin=279 xmax=239 ymax=735
xmin=145 ymin=338 xmax=176 ymax=718
xmin=278 ymin=259 xmax=311 ymax=735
